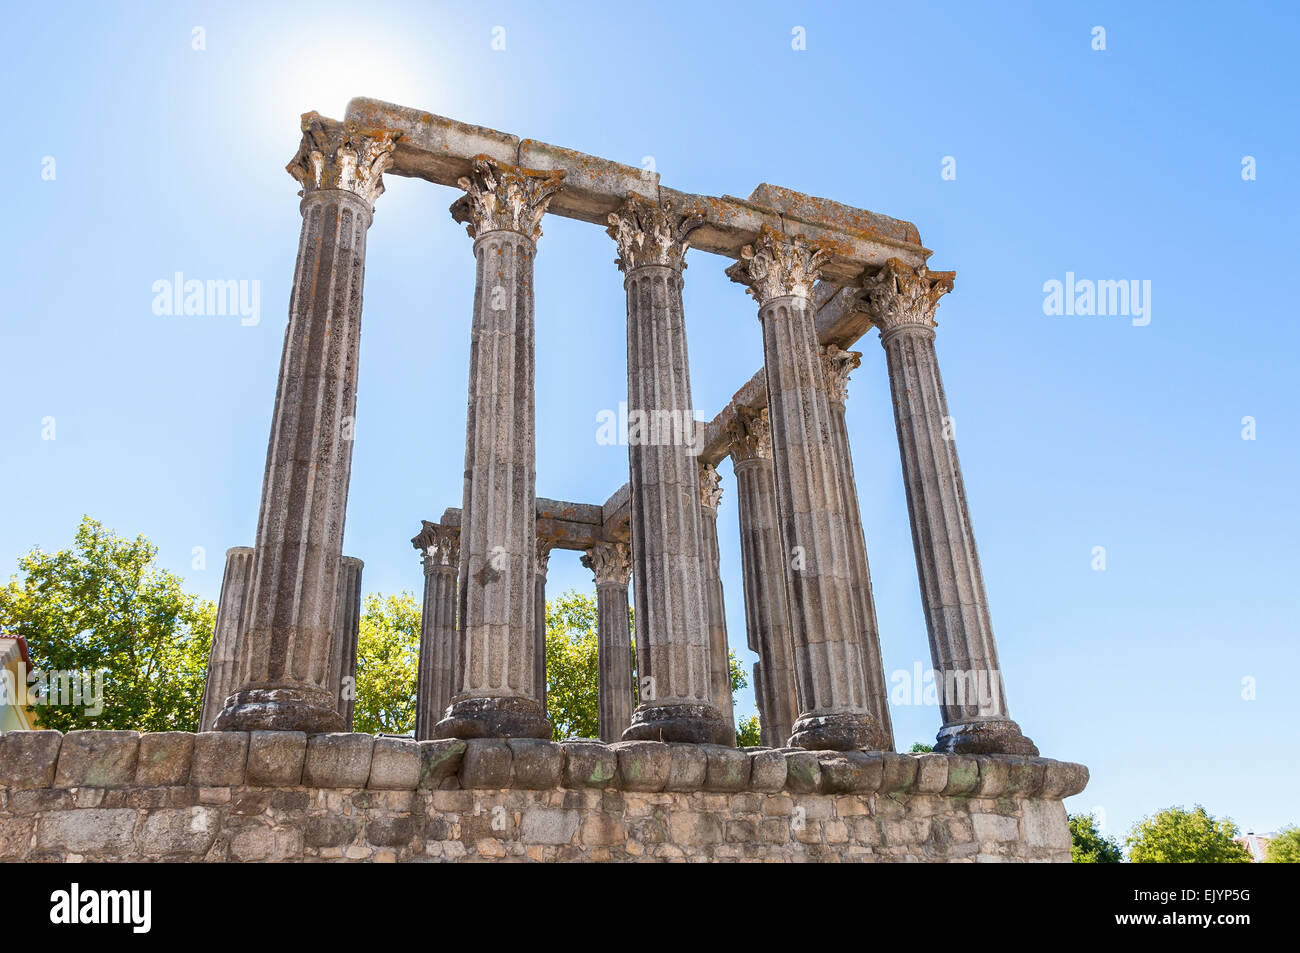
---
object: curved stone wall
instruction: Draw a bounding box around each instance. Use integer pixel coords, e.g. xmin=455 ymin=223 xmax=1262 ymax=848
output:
xmin=0 ymin=730 xmax=1087 ymax=862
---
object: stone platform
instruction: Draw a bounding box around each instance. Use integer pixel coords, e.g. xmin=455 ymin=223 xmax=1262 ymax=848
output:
xmin=0 ymin=730 xmax=1087 ymax=862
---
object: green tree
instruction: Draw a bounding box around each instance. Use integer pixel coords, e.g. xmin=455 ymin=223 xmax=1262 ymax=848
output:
xmin=909 ymin=742 xmax=934 ymax=753
xmin=1069 ymin=813 xmax=1124 ymax=863
xmin=351 ymin=591 xmax=420 ymax=735
xmin=1126 ymin=805 xmax=1253 ymax=863
xmin=736 ymin=714 xmax=762 ymax=747
xmin=0 ymin=516 xmax=214 ymax=732
xmin=1264 ymin=826 xmax=1300 ymax=863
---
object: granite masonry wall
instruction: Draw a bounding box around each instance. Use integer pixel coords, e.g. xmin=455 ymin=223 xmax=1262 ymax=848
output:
xmin=0 ymin=730 xmax=1087 ymax=863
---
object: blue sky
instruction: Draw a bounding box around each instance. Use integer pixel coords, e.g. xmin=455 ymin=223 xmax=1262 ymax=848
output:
xmin=2 ymin=1 xmax=1297 ymax=842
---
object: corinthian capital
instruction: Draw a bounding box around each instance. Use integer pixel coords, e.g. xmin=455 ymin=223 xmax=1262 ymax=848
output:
xmin=286 ymin=112 xmax=401 ymax=207
xmin=536 ymin=538 xmax=554 ymax=575
xmin=698 ymin=462 xmax=723 ymax=509
xmin=820 ymin=344 xmax=862 ymax=405
xmin=725 ymin=226 xmax=829 ymax=305
xmin=606 ymin=195 xmax=706 ymax=272
xmin=856 ymin=258 xmax=956 ymax=335
xmin=412 ymin=521 xmax=460 ymax=570
xmin=582 ymin=541 xmax=632 ymax=588
xmin=449 ymin=156 xmax=565 ymax=242
xmin=726 ymin=404 xmax=772 ymax=464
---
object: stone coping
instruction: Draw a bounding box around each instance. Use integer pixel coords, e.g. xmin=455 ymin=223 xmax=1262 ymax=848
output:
xmin=0 ymin=731 xmax=1088 ymax=800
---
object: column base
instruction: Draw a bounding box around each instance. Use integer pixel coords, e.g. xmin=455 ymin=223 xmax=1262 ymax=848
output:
xmin=934 ymin=718 xmax=1039 ymax=756
xmin=433 ymin=696 xmax=552 ymax=740
xmin=621 ymin=703 xmax=734 ymax=745
xmin=788 ymin=711 xmax=889 ymax=751
xmin=213 ymin=686 xmax=344 ymax=733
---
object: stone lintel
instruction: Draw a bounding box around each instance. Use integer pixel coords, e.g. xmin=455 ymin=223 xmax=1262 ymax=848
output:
xmin=434 ymin=494 xmax=630 ymax=551
xmin=341 ymin=98 xmax=930 ymax=280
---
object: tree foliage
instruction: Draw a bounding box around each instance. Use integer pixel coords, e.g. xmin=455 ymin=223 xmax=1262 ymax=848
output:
xmin=545 ymin=590 xmax=604 ymax=740
xmin=1126 ymin=805 xmax=1252 ymax=863
xmin=1069 ymin=813 xmax=1124 ymax=863
xmin=0 ymin=517 xmax=214 ymax=732
xmin=1265 ymin=825 xmax=1300 ymax=863
xmin=736 ymin=715 xmax=761 ymax=747
xmin=351 ymin=591 xmax=420 ymax=735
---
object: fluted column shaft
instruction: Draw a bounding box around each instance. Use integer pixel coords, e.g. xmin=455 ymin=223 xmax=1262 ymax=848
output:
xmin=413 ymin=522 xmax=460 ymax=740
xmin=200 ymin=547 xmax=254 ymax=730
xmin=535 ymin=540 xmax=552 ymax=716
xmin=584 ymin=541 xmax=634 ymax=743
xmin=822 ymin=346 xmax=895 ymax=750
xmin=328 ymin=556 xmax=363 ymax=730
xmin=726 ymin=229 xmax=887 ymax=751
xmin=698 ymin=464 xmax=734 ymax=738
xmin=608 ymin=195 xmax=729 ymax=745
xmin=728 ymin=406 xmax=799 ymax=748
xmin=217 ymin=115 xmax=397 ymax=732
xmin=435 ymin=157 xmax=561 ymax=740
xmin=861 ymin=259 xmax=1037 ymax=755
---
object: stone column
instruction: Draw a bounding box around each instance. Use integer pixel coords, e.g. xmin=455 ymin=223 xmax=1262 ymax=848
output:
xmin=216 ymin=114 xmax=398 ymax=732
xmin=200 ymin=547 xmax=254 ymax=731
xmin=434 ymin=158 xmax=563 ymax=741
xmin=582 ymin=541 xmax=634 ymax=743
xmin=607 ymin=194 xmax=729 ymax=744
xmin=698 ymin=462 xmax=735 ymax=738
xmin=534 ymin=538 xmax=553 ymax=716
xmin=858 ymin=259 xmax=1037 ymax=755
xmin=820 ymin=344 xmax=896 ymax=750
xmin=327 ymin=556 xmax=363 ymax=730
xmin=413 ymin=522 xmax=460 ymax=740
xmin=726 ymin=405 xmax=799 ymax=748
xmin=725 ymin=227 xmax=887 ymax=751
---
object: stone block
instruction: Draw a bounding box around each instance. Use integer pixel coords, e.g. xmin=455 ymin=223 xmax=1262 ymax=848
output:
xmin=1040 ymin=759 xmax=1089 ymax=799
xmin=940 ymin=755 xmax=979 ymax=796
xmin=305 ymin=815 xmax=360 ymax=849
xmin=879 ymin=752 xmax=917 ymax=793
xmin=1023 ymin=799 xmax=1070 ymax=850
xmin=560 ymin=741 xmax=617 ymax=788
xmin=368 ymin=737 xmax=421 ymax=790
xmin=459 ymin=739 xmax=512 ymax=789
xmin=137 ymin=807 xmax=220 ymax=855
xmin=246 ymin=731 xmax=306 ymax=786
xmin=0 ymin=730 xmax=62 ymax=789
xmin=972 ymin=812 xmax=1020 ymax=844
xmin=520 ymin=808 xmax=581 ymax=845
xmin=817 ymin=751 xmax=882 ymax=794
xmin=913 ymin=754 xmax=949 ymax=794
xmin=612 ymin=741 xmax=671 ymax=792
xmin=507 ymin=739 xmax=563 ymax=789
xmin=748 ymin=749 xmax=788 ymax=792
xmin=418 ymin=738 xmax=467 ymax=788
xmin=663 ymin=744 xmax=707 ymax=791
xmin=302 ymin=733 xmax=373 ymax=788
xmin=36 ymin=808 xmax=137 ymax=853
xmin=54 ymin=730 xmax=139 ymax=788
xmin=135 ymin=732 xmax=194 ymax=787
xmin=702 ymin=745 xmax=750 ymax=792
xmin=783 ymin=750 xmax=824 ymax=794
xmin=1003 ymin=756 xmax=1046 ymax=797
xmin=190 ymin=731 xmax=249 ymax=787
xmin=973 ymin=757 xmax=1010 ymax=797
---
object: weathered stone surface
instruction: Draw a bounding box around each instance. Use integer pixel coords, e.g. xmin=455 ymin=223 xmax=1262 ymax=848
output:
xmin=747 ymin=749 xmax=788 ymax=792
xmin=783 ymin=750 xmax=824 ymax=794
xmin=137 ymin=807 xmax=221 ymax=855
xmin=135 ymin=732 xmax=194 ymax=787
xmin=702 ymin=745 xmax=751 ymax=792
xmin=941 ymin=755 xmax=980 ymax=796
xmin=520 ymin=808 xmax=581 ymax=846
xmin=613 ymin=741 xmax=672 ymax=792
xmin=246 ymin=731 xmax=306 ymax=786
xmin=880 ymin=752 xmax=918 ymax=794
xmin=54 ymin=731 xmax=139 ymax=788
xmin=0 ymin=731 xmax=62 ymax=789
xmin=191 ymin=732 xmax=248 ymax=787
xmin=507 ymin=739 xmax=563 ymax=790
xmin=302 ymin=733 xmax=374 ymax=788
xmin=418 ymin=739 xmax=467 ymax=788
xmin=368 ymin=737 xmax=422 ymax=790
xmin=914 ymin=753 xmax=949 ymax=795
xmin=460 ymin=739 xmax=512 ymax=789
xmin=663 ymin=744 xmax=707 ymax=792
xmin=1040 ymin=759 xmax=1090 ymax=799
xmin=973 ymin=756 xmax=1011 ymax=797
xmin=561 ymin=741 xmax=617 ymax=788
xmin=817 ymin=751 xmax=882 ymax=794
xmin=36 ymin=808 xmax=137 ymax=853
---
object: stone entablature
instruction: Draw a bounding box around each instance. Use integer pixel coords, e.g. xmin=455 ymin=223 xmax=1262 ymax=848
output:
xmin=0 ymin=730 xmax=1085 ymax=863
